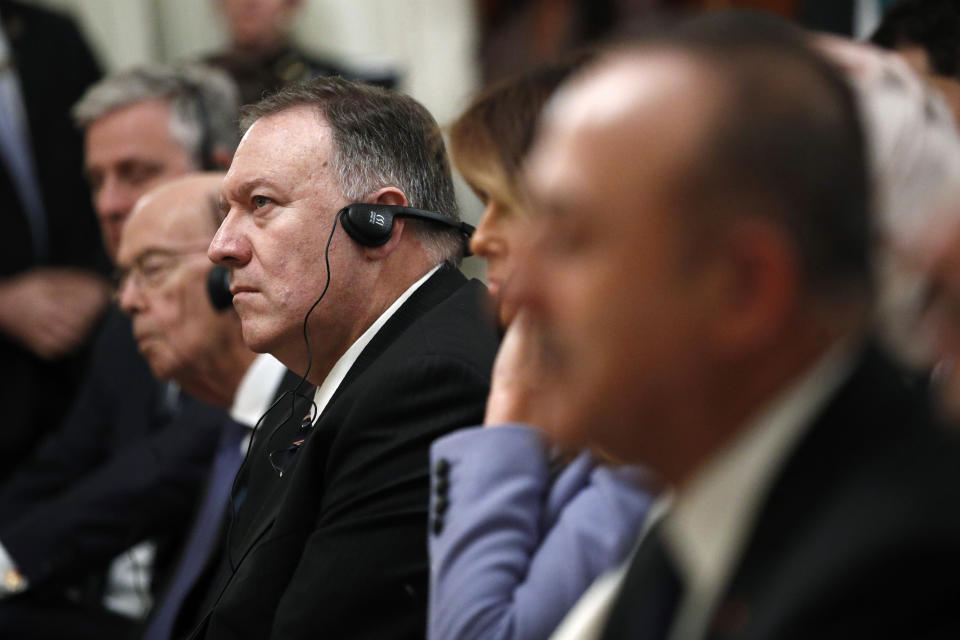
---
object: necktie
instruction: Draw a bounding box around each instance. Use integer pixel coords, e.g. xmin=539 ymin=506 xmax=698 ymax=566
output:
xmin=143 ymin=419 xmax=247 ymax=640
xmin=600 ymin=521 xmax=684 ymax=640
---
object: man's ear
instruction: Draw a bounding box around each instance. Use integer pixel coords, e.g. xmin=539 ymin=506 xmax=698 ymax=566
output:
xmin=708 ymin=218 xmax=800 ymax=360
xmin=369 ymin=187 xmax=408 ymax=208
xmin=363 ymin=187 xmax=409 ymax=259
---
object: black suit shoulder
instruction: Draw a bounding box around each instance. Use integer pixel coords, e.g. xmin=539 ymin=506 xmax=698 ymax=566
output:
xmin=317 ymin=274 xmax=497 ymax=519
xmin=198 ymin=268 xmax=499 ymax=640
xmin=713 ymin=345 xmax=960 ymax=640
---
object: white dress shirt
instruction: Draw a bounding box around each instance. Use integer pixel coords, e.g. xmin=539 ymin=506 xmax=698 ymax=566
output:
xmin=234 ymin=353 xmax=290 ymax=452
xmin=311 ymin=264 xmax=441 ymax=419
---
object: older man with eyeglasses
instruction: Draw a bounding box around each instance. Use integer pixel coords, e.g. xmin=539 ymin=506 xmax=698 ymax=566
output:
xmin=114 ymin=173 xmax=299 ymax=640
xmin=0 ymin=65 xmax=249 ymax=640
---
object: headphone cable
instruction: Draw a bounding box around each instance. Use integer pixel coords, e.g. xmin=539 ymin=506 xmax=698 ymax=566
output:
xmin=223 ymin=210 xmax=339 ymax=572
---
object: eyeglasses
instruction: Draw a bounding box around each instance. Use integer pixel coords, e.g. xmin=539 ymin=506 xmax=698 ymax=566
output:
xmin=114 ymin=246 xmax=211 ymax=294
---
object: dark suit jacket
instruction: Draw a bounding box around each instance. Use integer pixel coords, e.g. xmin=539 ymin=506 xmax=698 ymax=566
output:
xmin=190 ymin=266 xmax=499 ymax=640
xmin=0 ymin=0 xmax=107 ymax=480
xmin=700 ymin=345 xmax=960 ymax=639
xmin=161 ymin=370 xmax=314 ymax=640
xmin=0 ymin=308 xmax=223 ymax=634
xmin=0 ymin=0 xmax=104 ymax=277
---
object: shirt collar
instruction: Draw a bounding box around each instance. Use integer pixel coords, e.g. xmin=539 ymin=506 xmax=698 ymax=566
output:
xmin=230 ymin=353 xmax=288 ymax=428
xmin=663 ymin=336 xmax=861 ymax=640
xmin=311 ymin=264 xmax=441 ymax=419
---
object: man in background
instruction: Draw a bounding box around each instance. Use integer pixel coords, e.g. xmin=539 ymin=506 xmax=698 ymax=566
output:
xmin=0 ymin=0 xmax=109 ymax=481
xmin=872 ymin=0 xmax=960 ymax=124
xmin=0 ymin=65 xmax=240 ymax=639
xmin=206 ymin=0 xmax=395 ymax=106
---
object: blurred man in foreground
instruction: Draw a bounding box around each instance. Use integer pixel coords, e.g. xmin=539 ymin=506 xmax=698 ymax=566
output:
xmin=509 ymin=14 xmax=960 ymax=639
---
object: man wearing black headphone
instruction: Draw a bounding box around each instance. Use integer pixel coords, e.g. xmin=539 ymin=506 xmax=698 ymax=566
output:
xmin=192 ymin=76 xmax=499 ymax=639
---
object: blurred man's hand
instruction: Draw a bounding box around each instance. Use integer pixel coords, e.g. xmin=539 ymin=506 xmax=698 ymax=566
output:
xmin=0 ymin=269 xmax=110 ymax=359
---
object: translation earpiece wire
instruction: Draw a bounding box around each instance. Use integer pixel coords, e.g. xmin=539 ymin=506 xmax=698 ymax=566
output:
xmin=223 ymin=209 xmax=340 ymax=573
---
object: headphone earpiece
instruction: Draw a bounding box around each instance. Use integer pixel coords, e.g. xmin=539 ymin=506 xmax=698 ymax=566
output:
xmin=338 ymin=203 xmax=475 ymax=255
xmin=178 ymin=78 xmax=217 ymax=171
xmin=207 ymin=264 xmax=234 ymax=311
xmin=339 ymin=203 xmax=397 ymax=247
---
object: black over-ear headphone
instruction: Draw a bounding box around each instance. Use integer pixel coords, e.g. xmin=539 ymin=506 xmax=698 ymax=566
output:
xmin=207 ymin=265 xmax=233 ymax=311
xmin=204 ymin=203 xmax=475 ymax=312
xmin=338 ymin=203 xmax=475 ymax=255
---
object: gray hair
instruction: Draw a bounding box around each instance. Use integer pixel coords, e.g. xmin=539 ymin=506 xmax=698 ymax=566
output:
xmin=73 ymin=63 xmax=240 ymax=167
xmin=821 ymin=37 xmax=960 ymax=367
xmin=240 ymin=76 xmax=464 ymax=266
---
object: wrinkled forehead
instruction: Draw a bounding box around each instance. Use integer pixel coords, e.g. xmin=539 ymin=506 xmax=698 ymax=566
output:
xmin=237 ymin=105 xmax=335 ymax=165
xmin=238 ymin=105 xmax=332 ymax=150
xmin=227 ymin=107 xmax=337 ymax=191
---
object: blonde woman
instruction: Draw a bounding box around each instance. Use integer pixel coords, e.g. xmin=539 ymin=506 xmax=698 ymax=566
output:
xmin=428 ymin=55 xmax=656 ymax=640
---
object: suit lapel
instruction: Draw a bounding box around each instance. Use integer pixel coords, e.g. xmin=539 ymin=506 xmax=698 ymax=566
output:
xmin=319 ymin=265 xmax=468 ymax=422
xmin=229 ymin=391 xmax=314 ymax=560
xmin=225 ymin=267 xmax=468 ymax=569
xmin=708 ymin=343 xmax=917 ymax=637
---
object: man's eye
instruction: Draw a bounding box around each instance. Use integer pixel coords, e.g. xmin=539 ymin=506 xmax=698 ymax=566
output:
xmin=253 ymin=195 xmax=272 ymax=208
xmin=139 ymin=257 xmax=174 ymax=283
xmin=123 ymin=163 xmax=162 ymax=186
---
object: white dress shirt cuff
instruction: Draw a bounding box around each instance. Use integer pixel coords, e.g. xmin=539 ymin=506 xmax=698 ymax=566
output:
xmin=0 ymin=540 xmax=27 ymax=597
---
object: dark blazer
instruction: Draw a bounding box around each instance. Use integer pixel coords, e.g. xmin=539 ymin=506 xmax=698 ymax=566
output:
xmin=693 ymin=345 xmax=960 ymax=639
xmin=0 ymin=0 xmax=104 ymax=277
xmin=0 ymin=308 xmax=223 ymax=635
xmin=0 ymin=0 xmax=107 ymax=480
xmin=190 ymin=266 xmax=499 ymax=640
